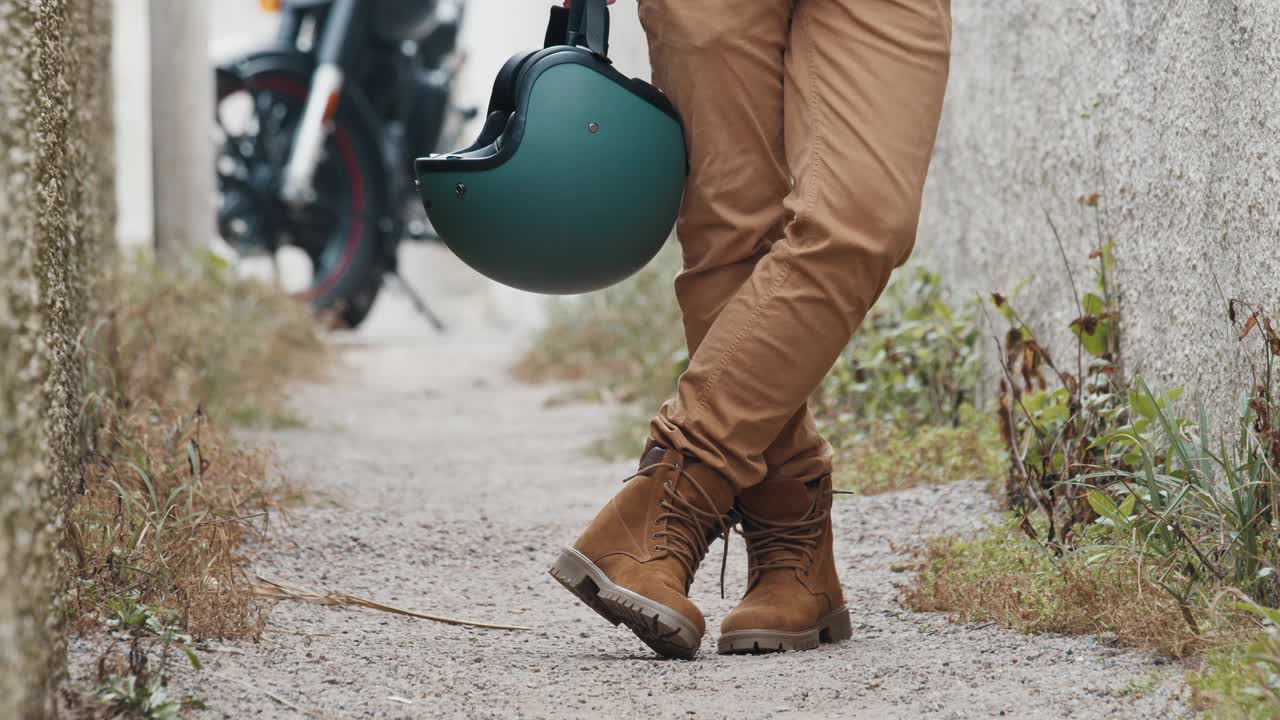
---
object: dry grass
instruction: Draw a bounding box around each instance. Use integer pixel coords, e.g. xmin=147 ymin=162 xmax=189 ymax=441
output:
xmin=69 ymin=409 xmax=278 ymax=639
xmin=69 ymin=251 xmax=327 ymax=639
xmin=902 ymin=519 xmax=1250 ymax=658
xmin=90 ymin=251 xmax=327 ymax=425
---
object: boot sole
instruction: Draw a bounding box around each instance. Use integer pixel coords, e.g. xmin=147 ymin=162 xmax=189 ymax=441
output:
xmin=548 ymin=547 xmax=702 ymax=660
xmin=717 ymin=606 xmax=853 ymax=655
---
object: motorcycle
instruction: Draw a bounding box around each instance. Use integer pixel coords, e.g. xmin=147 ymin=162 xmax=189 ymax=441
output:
xmin=214 ymin=0 xmax=472 ymax=328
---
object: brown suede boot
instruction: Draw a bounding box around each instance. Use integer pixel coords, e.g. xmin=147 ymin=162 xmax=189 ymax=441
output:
xmin=718 ymin=475 xmax=852 ymax=654
xmin=549 ymin=446 xmax=735 ymax=659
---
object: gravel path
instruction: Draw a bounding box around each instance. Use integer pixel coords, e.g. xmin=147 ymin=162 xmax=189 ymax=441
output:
xmin=123 ymin=294 xmax=1191 ymax=719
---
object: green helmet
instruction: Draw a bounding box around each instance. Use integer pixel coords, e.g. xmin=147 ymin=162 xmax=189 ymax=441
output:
xmin=414 ymin=0 xmax=686 ymax=294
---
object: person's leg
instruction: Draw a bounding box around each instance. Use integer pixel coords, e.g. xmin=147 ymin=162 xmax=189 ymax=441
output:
xmin=642 ymin=0 xmax=833 ymax=490
xmin=716 ymin=0 xmax=952 ymax=653
xmin=550 ymin=0 xmax=796 ymax=659
xmin=650 ymin=0 xmax=953 ymax=493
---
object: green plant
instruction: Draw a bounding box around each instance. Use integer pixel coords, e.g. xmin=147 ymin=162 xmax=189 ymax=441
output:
xmin=952 ymin=374 xmax=1278 ymax=649
xmin=813 ymin=266 xmax=996 ymax=492
xmin=917 ymin=215 xmax=1280 ymax=663
xmin=983 ymin=241 xmax=1280 ymax=637
xmin=1078 ymin=378 xmax=1279 ymax=624
xmin=819 ymin=265 xmax=984 ymax=429
xmin=991 ymin=242 xmax=1127 ymax=544
xmin=93 ymin=596 xmax=203 ymax=720
xmin=1191 ymin=603 xmax=1280 ymax=719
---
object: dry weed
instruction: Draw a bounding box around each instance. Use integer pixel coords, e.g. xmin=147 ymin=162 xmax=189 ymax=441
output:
xmin=70 ymin=252 xmax=327 ymax=639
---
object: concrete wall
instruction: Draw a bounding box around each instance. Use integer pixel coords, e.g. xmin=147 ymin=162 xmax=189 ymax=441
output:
xmin=0 ymin=0 xmax=114 ymax=716
xmin=916 ymin=1 xmax=1280 ymax=426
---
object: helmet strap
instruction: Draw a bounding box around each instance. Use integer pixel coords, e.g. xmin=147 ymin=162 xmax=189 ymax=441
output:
xmin=545 ymin=0 xmax=610 ymax=59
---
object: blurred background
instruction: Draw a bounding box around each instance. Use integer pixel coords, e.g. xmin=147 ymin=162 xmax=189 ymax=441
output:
xmin=112 ymin=0 xmax=654 ymax=335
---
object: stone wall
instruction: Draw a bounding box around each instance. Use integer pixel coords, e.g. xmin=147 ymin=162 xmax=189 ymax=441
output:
xmin=917 ymin=0 xmax=1279 ymax=424
xmin=0 ymin=0 xmax=114 ymax=716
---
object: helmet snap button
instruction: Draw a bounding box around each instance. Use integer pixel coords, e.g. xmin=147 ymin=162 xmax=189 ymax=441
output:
xmin=588 ymin=122 xmax=600 ymax=134
xmin=455 ymin=183 xmax=467 ymax=197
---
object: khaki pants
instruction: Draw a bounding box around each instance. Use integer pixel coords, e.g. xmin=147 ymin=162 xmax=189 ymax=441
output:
xmin=640 ymin=0 xmax=952 ymax=491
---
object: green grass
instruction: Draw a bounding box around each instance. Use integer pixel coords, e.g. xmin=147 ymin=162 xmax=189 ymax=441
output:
xmin=1115 ymin=671 xmax=1164 ymax=699
xmin=1192 ymin=635 xmax=1280 ymax=719
xmin=87 ymin=597 xmax=205 ymax=719
xmin=827 ymin=407 xmax=1004 ymax=495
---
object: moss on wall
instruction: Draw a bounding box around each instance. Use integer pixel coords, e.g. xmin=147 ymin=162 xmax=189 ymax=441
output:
xmin=0 ymin=0 xmax=113 ymax=716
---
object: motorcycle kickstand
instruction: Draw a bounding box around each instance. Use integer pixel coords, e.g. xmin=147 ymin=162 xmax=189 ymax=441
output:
xmin=387 ymin=271 xmax=446 ymax=333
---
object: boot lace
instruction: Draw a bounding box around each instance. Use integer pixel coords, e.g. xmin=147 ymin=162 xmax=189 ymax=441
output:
xmin=736 ymin=485 xmax=845 ymax=590
xmin=625 ymin=460 xmax=732 ymax=596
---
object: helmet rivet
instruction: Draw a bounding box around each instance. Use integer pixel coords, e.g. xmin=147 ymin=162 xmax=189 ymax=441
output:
xmin=588 ymin=122 xmax=600 ymax=134
xmin=455 ymin=183 xmax=467 ymax=197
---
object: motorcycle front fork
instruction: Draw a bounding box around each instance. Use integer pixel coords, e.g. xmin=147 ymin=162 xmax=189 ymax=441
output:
xmin=279 ymin=0 xmax=358 ymax=206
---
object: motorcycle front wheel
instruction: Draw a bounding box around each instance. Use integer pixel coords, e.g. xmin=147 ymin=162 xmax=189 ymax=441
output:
xmin=215 ymin=70 xmax=384 ymax=328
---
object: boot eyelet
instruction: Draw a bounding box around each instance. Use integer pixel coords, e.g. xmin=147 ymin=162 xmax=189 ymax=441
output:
xmin=653 ymin=545 xmax=662 ymax=551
